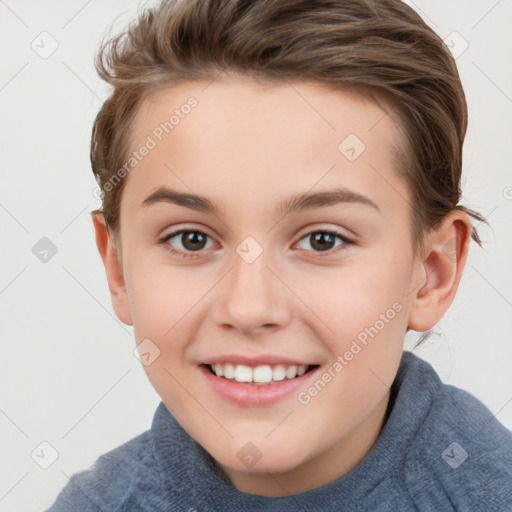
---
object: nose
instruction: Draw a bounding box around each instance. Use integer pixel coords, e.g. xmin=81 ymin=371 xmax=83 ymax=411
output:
xmin=211 ymin=247 xmax=292 ymax=336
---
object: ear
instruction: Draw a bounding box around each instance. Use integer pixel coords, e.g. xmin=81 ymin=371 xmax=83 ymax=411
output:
xmin=407 ymin=210 xmax=472 ymax=332
xmin=91 ymin=212 xmax=133 ymax=326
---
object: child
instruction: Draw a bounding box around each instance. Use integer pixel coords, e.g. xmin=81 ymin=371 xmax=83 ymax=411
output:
xmin=47 ymin=0 xmax=512 ymax=510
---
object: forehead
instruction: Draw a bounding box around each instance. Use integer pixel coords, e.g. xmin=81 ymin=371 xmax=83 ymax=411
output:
xmin=123 ymin=76 xmax=410 ymax=220
xmin=132 ymin=76 xmax=403 ymax=153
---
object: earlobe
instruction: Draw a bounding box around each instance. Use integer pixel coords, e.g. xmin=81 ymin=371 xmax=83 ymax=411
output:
xmin=407 ymin=210 xmax=471 ymax=332
xmin=91 ymin=212 xmax=133 ymax=326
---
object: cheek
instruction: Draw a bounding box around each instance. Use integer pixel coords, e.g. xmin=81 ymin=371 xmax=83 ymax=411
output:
xmin=303 ymin=261 xmax=409 ymax=346
xmin=126 ymin=264 xmax=222 ymax=409
xmin=299 ymin=258 xmax=410 ymax=410
xmin=127 ymin=261 xmax=199 ymax=328
xmin=126 ymin=267 xmax=205 ymax=414
xmin=298 ymin=273 xmax=407 ymax=430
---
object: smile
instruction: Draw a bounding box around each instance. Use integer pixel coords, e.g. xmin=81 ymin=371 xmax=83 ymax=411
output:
xmin=200 ymin=362 xmax=320 ymax=407
xmin=206 ymin=363 xmax=314 ymax=385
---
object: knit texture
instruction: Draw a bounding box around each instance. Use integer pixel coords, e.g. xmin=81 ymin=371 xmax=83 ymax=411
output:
xmin=46 ymin=351 xmax=512 ymax=511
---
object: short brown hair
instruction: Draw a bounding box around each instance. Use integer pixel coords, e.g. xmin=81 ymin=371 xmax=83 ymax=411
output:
xmin=91 ymin=0 xmax=487 ymax=258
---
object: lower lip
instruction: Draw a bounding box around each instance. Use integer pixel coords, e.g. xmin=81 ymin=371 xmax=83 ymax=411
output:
xmin=199 ymin=365 xmax=318 ymax=407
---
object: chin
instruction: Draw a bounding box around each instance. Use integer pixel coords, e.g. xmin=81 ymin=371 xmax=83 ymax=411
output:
xmin=206 ymin=438 xmax=309 ymax=475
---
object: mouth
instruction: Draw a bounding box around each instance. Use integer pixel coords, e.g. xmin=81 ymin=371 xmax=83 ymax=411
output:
xmin=203 ymin=362 xmax=318 ymax=385
xmin=199 ymin=360 xmax=321 ymax=407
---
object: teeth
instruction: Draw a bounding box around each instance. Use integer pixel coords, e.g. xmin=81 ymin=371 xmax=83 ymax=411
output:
xmin=253 ymin=365 xmax=273 ymax=383
xmin=212 ymin=363 xmax=224 ymax=377
xmin=224 ymin=363 xmax=235 ymax=379
xmin=272 ymin=365 xmax=286 ymax=381
xmin=234 ymin=365 xmax=252 ymax=383
xmin=297 ymin=365 xmax=306 ymax=376
xmin=209 ymin=363 xmax=309 ymax=384
xmin=285 ymin=365 xmax=297 ymax=379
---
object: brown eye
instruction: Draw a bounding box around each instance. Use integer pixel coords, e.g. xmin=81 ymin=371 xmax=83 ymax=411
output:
xmin=296 ymin=230 xmax=353 ymax=254
xmin=162 ymin=230 xmax=214 ymax=256
xmin=179 ymin=231 xmax=208 ymax=251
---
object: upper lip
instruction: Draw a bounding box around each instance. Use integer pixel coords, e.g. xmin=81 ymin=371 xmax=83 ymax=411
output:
xmin=200 ymin=354 xmax=317 ymax=367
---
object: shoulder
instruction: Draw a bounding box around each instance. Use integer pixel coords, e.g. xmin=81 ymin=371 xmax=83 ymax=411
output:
xmin=403 ymin=376 xmax=512 ymax=510
xmin=46 ymin=430 xmax=161 ymax=512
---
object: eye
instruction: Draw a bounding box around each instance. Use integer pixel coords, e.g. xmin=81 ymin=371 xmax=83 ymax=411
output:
xmin=159 ymin=228 xmax=354 ymax=259
xmin=160 ymin=229 xmax=215 ymax=258
xmin=295 ymin=230 xmax=354 ymax=255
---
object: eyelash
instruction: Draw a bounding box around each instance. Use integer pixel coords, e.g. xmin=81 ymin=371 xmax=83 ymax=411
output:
xmin=159 ymin=228 xmax=355 ymax=259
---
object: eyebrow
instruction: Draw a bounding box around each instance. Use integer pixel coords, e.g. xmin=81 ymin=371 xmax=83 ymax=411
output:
xmin=141 ymin=186 xmax=381 ymax=216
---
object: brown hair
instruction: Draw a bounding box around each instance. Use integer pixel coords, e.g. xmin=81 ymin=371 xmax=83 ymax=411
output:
xmin=90 ymin=0 xmax=488 ymax=343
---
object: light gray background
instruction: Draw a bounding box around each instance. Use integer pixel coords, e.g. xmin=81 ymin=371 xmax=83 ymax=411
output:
xmin=0 ymin=1 xmax=511 ymax=510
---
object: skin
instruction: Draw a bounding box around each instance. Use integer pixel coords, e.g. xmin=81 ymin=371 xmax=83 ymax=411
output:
xmin=92 ymin=74 xmax=471 ymax=497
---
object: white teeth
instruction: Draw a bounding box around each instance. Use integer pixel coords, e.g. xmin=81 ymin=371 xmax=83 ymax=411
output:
xmin=272 ymin=365 xmax=286 ymax=381
xmin=224 ymin=363 xmax=235 ymax=379
xmin=253 ymin=365 xmax=273 ymax=383
xmin=209 ymin=362 xmax=311 ymax=384
xmin=285 ymin=365 xmax=297 ymax=379
xmin=212 ymin=363 xmax=224 ymax=377
xmin=234 ymin=365 xmax=252 ymax=383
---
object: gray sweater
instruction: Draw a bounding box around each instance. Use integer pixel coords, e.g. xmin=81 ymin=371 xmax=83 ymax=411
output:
xmin=47 ymin=351 xmax=512 ymax=511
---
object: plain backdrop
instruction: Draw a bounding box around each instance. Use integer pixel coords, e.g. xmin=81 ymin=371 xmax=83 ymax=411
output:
xmin=0 ymin=0 xmax=511 ymax=510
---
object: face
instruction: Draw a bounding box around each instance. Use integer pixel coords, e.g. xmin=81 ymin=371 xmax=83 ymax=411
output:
xmin=110 ymin=76 xmax=427 ymax=495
